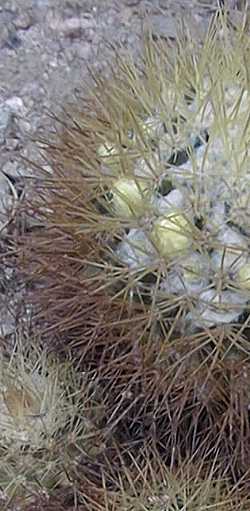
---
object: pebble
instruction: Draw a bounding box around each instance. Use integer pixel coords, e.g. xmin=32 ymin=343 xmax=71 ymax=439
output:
xmin=19 ymin=119 xmax=32 ymax=133
xmin=5 ymin=96 xmax=25 ymax=116
xmin=5 ymin=137 xmax=20 ymax=151
xmin=55 ymin=17 xmax=83 ymax=37
xmin=0 ymin=106 xmax=11 ymax=144
xmin=49 ymin=57 xmax=58 ymax=68
xmin=1 ymin=1 xmax=17 ymax=11
xmin=2 ymin=161 xmax=18 ymax=176
xmin=0 ymin=173 xmax=13 ymax=233
xmin=48 ymin=12 xmax=95 ymax=39
xmin=77 ymin=42 xmax=92 ymax=60
xmin=5 ymin=29 xmax=22 ymax=49
xmin=151 ymin=14 xmax=178 ymax=41
xmin=0 ymin=97 xmax=26 ymax=148
xmin=0 ymin=304 xmax=16 ymax=337
xmin=0 ymin=171 xmax=12 ymax=196
xmin=13 ymin=11 xmax=33 ymax=30
xmin=0 ymin=24 xmax=9 ymax=47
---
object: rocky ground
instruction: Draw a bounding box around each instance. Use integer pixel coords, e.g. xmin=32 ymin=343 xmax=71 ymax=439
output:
xmin=0 ymin=0 xmax=246 ymax=333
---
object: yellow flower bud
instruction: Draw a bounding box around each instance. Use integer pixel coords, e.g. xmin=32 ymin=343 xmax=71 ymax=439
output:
xmin=152 ymin=213 xmax=192 ymax=259
xmin=237 ymin=263 xmax=250 ymax=290
xmin=111 ymin=177 xmax=151 ymax=218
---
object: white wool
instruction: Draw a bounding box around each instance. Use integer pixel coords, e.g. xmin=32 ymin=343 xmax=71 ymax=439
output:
xmin=161 ymin=271 xmax=208 ymax=296
xmin=153 ymin=189 xmax=185 ymax=215
xmin=161 ymin=252 xmax=209 ymax=296
xmin=117 ymin=229 xmax=156 ymax=269
xmin=187 ymin=289 xmax=247 ymax=328
xmin=211 ymin=226 xmax=247 ymax=273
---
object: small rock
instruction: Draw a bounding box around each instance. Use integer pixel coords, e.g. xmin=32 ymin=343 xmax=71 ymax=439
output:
xmin=49 ymin=58 xmax=58 ymax=68
xmin=151 ymin=14 xmax=178 ymax=41
xmin=2 ymin=161 xmax=18 ymax=176
xmin=3 ymin=160 xmax=28 ymax=182
xmin=63 ymin=18 xmax=84 ymax=37
xmin=14 ymin=11 xmax=33 ymax=31
xmin=48 ymin=11 xmax=95 ymax=38
xmin=0 ymin=24 xmax=9 ymax=47
xmin=77 ymin=42 xmax=92 ymax=60
xmin=0 ymin=174 xmax=13 ymax=234
xmin=5 ymin=137 xmax=20 ymax=151
xmin=0 ymin=106 xmax=11 ymax=144
xmin=5 ymin=96 xmax=25 ymax=116
xmin=0 ymin=170 xmax=12 ymax=195
xmin=19 ymin=119 xmax=32 ymax=133
xmin=48 ymin=13 xmax=81 ymax=36
xmin=0 ymin=303 xmax=16 ymax=337
xmin=158 ymin=1 xmax=169 ymax=9
xmin=1 ymin=1 xmax=17 ymax=12
xmin=4 ymin=28 xmax=22 ymax=49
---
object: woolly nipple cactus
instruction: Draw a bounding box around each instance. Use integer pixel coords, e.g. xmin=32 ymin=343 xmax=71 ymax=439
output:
xmin=0 ymin=338 xmax=102 ymax=505
xmin=97 ymin=449 xmax=250 ymax=511
xmin=23 ymin=14 xmax=250 ymax=353
xmin=91 ymin=17 xmax=250 ymax=335
xmin=0 ymin=345 xmax=68 ymax=447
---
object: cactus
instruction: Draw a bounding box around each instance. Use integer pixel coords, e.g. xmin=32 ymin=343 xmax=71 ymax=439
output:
xmin=15 ymin=8 xmax=250 ymax=507
xmin=0 ymin=336 xmax=104 ymax=507
xmin=24 ymin=12 xmax=250 ymax=350
xmin=74 ymin=448 xmax=250 ymax=511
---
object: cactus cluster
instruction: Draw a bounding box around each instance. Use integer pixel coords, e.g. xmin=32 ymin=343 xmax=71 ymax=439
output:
xmin=94 ymin=25 xmax=250 ymax=333
xmin=28 ymin=12 xmax=250 ymax=347
xmin=9 ymin=8 xmax=250 ymax=511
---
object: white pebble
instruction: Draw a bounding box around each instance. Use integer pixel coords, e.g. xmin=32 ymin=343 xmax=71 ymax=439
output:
xmin=5 ymin=96 xmax=25 ymax=116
